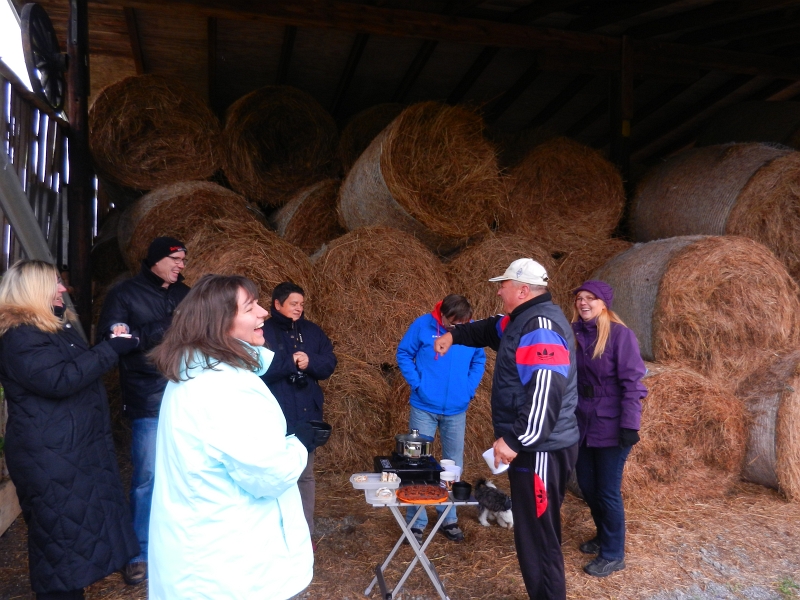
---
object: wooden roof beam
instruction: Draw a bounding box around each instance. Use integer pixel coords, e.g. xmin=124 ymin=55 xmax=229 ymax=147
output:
xmin=483 ymin=60 xmax=540 ymax=124
xmin=330 ymin=32 xmax=368 ymax=116
xmin=676 ymin=10 xmax=798 ymax=45
xmin=123 ymin=7 xmax=145 ymax=74
xmin=527 ymin=73 xmax=594 ymax=129
xmin=631 ymin=74 xmax=771 ymax=162
xmin=275 ymin=25 xmax=296 ymax=85
xmin=93 ymin=0 xmax=800 ymax=80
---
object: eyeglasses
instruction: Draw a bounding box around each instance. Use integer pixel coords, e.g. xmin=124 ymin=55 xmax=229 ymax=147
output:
xmin=167 ymin=256 xmax=188 ymax=266
xmin=575 ymin=295 xmax=600 ymax=303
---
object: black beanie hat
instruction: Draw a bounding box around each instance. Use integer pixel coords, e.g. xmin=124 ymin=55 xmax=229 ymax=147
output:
xmin=146 ymin=237 xmax=187 ymax=267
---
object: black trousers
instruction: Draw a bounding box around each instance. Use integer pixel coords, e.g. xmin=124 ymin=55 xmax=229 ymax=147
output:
xmin=508 ymin=443 xmax=578 ymax=600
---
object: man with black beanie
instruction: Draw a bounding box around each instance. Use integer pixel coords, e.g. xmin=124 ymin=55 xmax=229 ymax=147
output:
xmin=96 ymin=237 xmax=191 ymax=585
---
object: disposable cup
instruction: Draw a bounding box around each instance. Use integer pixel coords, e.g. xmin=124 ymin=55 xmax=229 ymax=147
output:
xmin=439 ymin=470 xmax=456 ymax=490
xmin=482 ymin=447 xmax=510 ymax=475
xmin=442 ymin=464 xmax=462 ymax=482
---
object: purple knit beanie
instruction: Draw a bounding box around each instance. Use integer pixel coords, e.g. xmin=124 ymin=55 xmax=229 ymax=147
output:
xmin=573 ymin=280 xmax=614 ymax=309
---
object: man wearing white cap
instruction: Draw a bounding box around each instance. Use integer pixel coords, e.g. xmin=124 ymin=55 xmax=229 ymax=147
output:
xmin=434 ymin=258 xmax=579 ymax=600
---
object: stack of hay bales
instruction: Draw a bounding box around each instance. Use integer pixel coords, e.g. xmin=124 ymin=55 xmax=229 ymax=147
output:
xmin=117 ymin=181 xmax=265 ymax=270
xmin=181 ymin=218 xmax=316 ymax=319
xmin=337 ymin=103 xmax=405 ymax=175
xmin=338 ymin=102 xmax=503 ymax=254
xmin=624 ymin=363 xmax=749 ymax=504
xmin=314 ymin=226 xmax=449 ymax=365
xmin=498 ymin=137 xmax=626 ymax=256
xmin=269 ymin=179 xmax=345 ymax=255
xmin=89 ymin=75 xmax=221 ymax=194
xmin=631 ymin=143 xmax=800 ymax=281
xmin=221 ymin=85 xmax=339 ymax=207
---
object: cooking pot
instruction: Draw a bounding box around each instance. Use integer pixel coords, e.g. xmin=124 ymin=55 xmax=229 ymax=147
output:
xmin=394 ymin=429 xmax=434 ymax=458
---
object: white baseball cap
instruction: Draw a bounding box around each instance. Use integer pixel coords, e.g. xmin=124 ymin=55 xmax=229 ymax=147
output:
xmin=488 ymin=258 xmax=549 ymax=287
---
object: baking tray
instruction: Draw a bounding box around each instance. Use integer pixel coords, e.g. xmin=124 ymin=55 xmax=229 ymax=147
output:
xmin=350 ymin=472 xmax=401 ymax=490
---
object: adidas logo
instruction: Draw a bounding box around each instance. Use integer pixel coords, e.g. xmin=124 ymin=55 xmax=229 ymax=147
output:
xmin=537 ymin=348 xmax=554 ymax=361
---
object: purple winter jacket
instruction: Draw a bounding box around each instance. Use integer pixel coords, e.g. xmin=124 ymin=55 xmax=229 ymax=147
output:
xmin=572 ymin=318 xmax=647 ymax=447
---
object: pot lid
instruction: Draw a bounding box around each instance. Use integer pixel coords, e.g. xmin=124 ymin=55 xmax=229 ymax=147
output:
xmin=395 ymin=429 xmax=434 ymax=443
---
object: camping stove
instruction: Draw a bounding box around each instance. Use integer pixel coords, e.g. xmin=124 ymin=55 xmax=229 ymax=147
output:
xmin=373 ymin=453 xmax=443 ymax=486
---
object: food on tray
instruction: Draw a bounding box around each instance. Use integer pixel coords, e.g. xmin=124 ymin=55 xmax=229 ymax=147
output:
xmin=375 ymin=487 xmax=394 ymax=499
xmin=380 ymin=472 xmax=399 ymax=483
xmin=353 ymin=475 xmax=369 ymax=483
xmin=396 ymin=484 xmax=449 ymax=504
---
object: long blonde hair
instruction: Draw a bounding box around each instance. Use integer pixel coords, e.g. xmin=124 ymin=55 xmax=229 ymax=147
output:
xmin=0 ymin=260 xmax=74 ymax=334
xmin=571 ymin=302 xmax=627 ymax=359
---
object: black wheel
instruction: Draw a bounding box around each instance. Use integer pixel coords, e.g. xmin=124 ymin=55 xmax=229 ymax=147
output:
xmin=20 ymin=3 xmax=67 ymax=112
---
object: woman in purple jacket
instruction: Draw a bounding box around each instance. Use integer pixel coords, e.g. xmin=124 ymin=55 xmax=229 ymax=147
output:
xmin=571 ymin=280 xmax=647 ymax=578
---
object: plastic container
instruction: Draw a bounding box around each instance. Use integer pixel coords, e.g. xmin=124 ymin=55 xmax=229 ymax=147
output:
xmin=350 ymin=472 xmax=401 ymax=490
xmin=439 ymin=470 xmax=456 ymax=490
xmin=365 ymin=487 xmax=397 ymax=504
xmin=482 ymin=447 xmax=510 ymax=475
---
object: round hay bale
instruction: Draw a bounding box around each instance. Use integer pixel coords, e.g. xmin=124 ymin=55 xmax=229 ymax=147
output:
xmin=181 ymin=218 xmax=315 ymax=319
xmin=316 ymin=355 xmax=393 ymax=474
xmin=736 ymin=349 xmax=800 ymax=500
xmin=446 ymin=233 xmax=555 ymax=320
xmin=498 ymin=137 xmax=625 ymax=255
xmin=89 ymin=75 xmax=221 ymax=190
xmin=623 ymin=363 xmax=749 ymax=505
xmin=315 ymin=226 xmax=449 ymax=365
xmin=549 ymin=238 xmax=632 ymax=316
xmin=631 ymin=143 xmax=800 ymax=280
xmin=269 ymin=179 xmax=345 ymax=255
xmin=338 ymin=102 xmax=503 ymax=254
xmin=386 ymin=351 xmax=496 ymax=480
xmin=337 ymin=103 xmax=405 ymax=174
xmin=221 ymin=85 xmax=338 ymax=207
xmin=695 ymin=102 xmax=800 ymax=149
xmin=118 ymin=181 xmax=265 ymax=270
xmin=592 ymin=236 xmax=800 ymax=384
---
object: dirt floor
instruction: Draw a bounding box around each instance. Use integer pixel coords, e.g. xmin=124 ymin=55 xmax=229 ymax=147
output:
xmin=1 ymin=467 xmax=800 ymax=600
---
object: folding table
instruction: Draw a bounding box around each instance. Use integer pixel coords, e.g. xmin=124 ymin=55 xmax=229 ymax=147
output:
xmin=363 ymin=492 xmax=478 ymax=600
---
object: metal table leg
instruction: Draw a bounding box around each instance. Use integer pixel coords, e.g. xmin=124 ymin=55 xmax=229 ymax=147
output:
xmin=365 ymin=504 xmax=453 ymax=600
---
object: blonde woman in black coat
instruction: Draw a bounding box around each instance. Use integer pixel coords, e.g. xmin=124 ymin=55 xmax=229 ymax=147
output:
xmin=0 ymin=260 xmax=140 ymax=600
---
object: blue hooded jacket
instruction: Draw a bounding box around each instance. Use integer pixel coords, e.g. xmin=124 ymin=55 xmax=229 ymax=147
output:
xmin=396 ymin=302 xmax=486 ymax=416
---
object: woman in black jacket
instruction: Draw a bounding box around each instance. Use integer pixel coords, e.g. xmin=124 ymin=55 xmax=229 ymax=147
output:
xmin=0 ymin=260 xmax=140 ymax=600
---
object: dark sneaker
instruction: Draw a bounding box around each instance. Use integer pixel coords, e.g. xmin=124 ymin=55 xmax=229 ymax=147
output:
xmin=579 ymin=537 xmax=600 ymax=554
xmin=583 ymin=557 xmax=625 ymax=577
xmin=439 ymin=523 xmax=464 ymax=543
xmin=121 ymin=561 xmax=147 ymax=585
xmin=403 ymin=527 xmax=425 ymax=545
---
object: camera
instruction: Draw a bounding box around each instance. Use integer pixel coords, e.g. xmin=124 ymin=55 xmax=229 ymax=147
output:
xmin=288 ymin=371 xmax=309 ymax=389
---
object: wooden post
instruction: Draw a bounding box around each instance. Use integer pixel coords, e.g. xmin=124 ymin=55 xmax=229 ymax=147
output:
xmin=610 ymin=35 xmax=633 ymax=188
xmin=67 ymin=0 xmax=93 ymax=335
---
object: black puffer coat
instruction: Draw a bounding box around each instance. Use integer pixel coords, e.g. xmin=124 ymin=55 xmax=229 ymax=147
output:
xmin=0 ymin=307 xmax=139 ymax=593
xmin=96 ymin=264 xmax=190 ymax=418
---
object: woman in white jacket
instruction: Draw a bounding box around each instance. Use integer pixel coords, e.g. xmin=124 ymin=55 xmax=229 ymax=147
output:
xmin=148 ymin=274 xmax=314 ymax=600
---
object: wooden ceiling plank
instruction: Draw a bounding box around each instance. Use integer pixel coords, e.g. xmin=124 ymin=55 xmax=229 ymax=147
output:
xmin=275 ymin=25 xmax=297 ymax=85
xmin=446 ymin=47 xmax=500 ymax=104
xmin=628 ymin=0 xmax=800 ymax=39
xmin=330 ymin=32 xmax=369 ymax=116
xmin=123 ymin=7 xmax=145 ymax=74
xmin=93 ymin=0 xmax=800 ymax=81
xmin=527 ymin=73 xmax=594 ymax=129
xmin=484 ymin=59 xmax=540 ymax=124
xmin=676 ymin=10 xmax=793 ymax=45
xmin=631 ymin=74 xmax=769 ymax=162
xmin=567 ymin=0 xmax=679 ymax=32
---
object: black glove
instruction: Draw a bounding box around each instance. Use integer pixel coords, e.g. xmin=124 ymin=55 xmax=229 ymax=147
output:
xmin=619 ymin=428 xmax=640 ymax=448
xmin=289 ymin=421 xmax=316 ymax=452
xmin=107 ymin=336 xmax=140 ymax=356
xmin=308 ymin=420 xmax=332 ymax=448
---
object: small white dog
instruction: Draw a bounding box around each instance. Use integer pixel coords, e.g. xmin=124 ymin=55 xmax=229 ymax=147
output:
xmin=474 ymin=479 xmax=514 ymax=529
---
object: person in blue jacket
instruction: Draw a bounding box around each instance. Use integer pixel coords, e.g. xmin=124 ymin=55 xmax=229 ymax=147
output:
xmin=396 ymin=294 xmax=486 ymax=543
